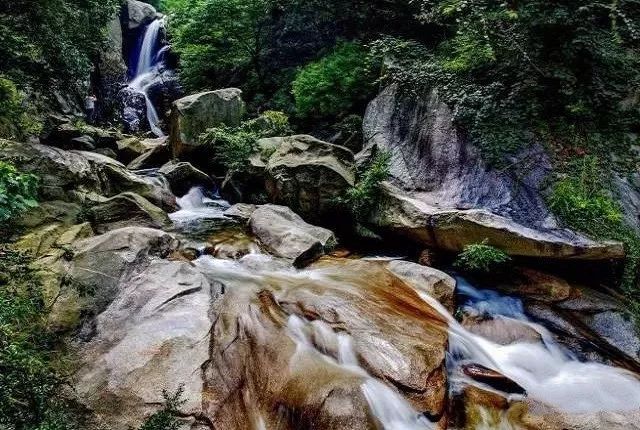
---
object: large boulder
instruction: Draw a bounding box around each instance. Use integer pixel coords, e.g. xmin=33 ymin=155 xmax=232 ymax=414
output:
xmin=127 ymin=137 xmax=170 ymax=170
xmin=386 ymin=260 xmax=456 ymax=312
xmin=370 ymin=183 xmax=624 ymax=259
xmin=170 ymin=88 xmax=245 ymax=158
xmin=362 ymin=84 xmax=553 ymax=227
xmin=249 ymin=204 xmax=337 ymax=267
xmin=158 ymin=160 xmax=213 ymax=196
xmin=196 ymin=256 xmax=449 ymax=429
xmin=118 ymin=87 xmax=148 ymax=135
xmin=124 ymin=0 xmax=158 ymax=30
xmin=359 ymin=86 xmax=624 ymax=260
xmin=75 ymin=260 xmax=218 ymax=429
xmin=88 ymin=192 xmax=172 ymax=233
xmin=116 ymin=136 xmax=166 ymax=164
xmin=264 ymin=135 xmax=355 ymax=222
xmin=0 ymin=140 xmax=175 ymax=210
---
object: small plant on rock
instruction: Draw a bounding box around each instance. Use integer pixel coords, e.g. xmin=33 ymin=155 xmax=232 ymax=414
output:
xmin=454 ymin=240 xmax=511 ymax=273
xmin=201 ymin=110 xmax=291 ymax=177
xmin=342 ymin=150 xmax=391 ymax=220
xmin=139 ymin=386 xmax=186 ymax=430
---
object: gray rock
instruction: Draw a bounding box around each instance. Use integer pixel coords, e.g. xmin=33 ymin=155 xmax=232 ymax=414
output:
xmin=370 ymin=182 xmax=624 ymax=260
xmin=93 ymin=147 xmax=118 ymax=159
xmin=125 ymin=0 xmax=158 ymax=30
xmin=170 ymin=88 xmax=245 ymax=157
xmin=88 ymin=192 xmax=172 ymax=233
xmin=386 ymin=260 xmax=456 ymax=312
xmin=360 ymin=86 xmax=623 ymax=260
xmin=70 ymin=135 xmax=96 ymax=151
xmin=70 ymin=227 xmax=177 ymax=291
xmin=74 ymin=259 xmax=216 ymax=429
xmin=223 ymin=203 xmax=257 ymax=222
xmin=158 ymin=160 xmax=213 ymax=196
xmin=127 ymin=137 xmax=170 ymax=170
xmin=362 ymin=84 xmax=554 ymax=227
xmin=264 ymin=135 xmax=355 ymax=221
xmin=249 ymin=204 xmax=337 ymax=267
xmin=0 ymin=140 xmax=175 ymax=210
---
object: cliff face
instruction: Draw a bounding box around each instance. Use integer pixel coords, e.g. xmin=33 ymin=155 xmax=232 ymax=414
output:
xmin=361 ymin=84 xmax=554 ymax=228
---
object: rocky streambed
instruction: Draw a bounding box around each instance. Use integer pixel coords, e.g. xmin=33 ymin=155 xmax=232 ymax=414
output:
xmin=5 ymin=132 xmax=640 ymax=429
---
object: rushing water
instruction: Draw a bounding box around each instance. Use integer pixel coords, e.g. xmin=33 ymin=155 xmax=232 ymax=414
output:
xmin=126 ymin=18 xmax=166 ymax=137
xmin=169 ymin=187 xmax=230 ymax=230
xmin=431 ymin=278 xmax=640 ymax=414
xmin=167 ymin=187 xmax=640 ymax=427
xmin=287 ymin=314 xmax=434 ymax=430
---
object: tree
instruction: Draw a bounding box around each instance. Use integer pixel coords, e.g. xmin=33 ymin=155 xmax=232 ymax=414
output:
xmin=166 ymin=0 xmax=273 ymax=92
xmin=0 ymin=0 xmax=120 ymax=92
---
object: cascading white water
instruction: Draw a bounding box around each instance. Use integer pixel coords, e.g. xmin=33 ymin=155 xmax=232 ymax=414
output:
xmin=169 ymin=186 xmax=230 ymax=228
xmin=419 ymin=278 xmax=640 ymax=414
xmin=136 ymin=18 xmax=163 ymax=76
xmin=287 ymin=315 xmax=434 ymax=430
xmin=127 ymin=18 xmax=166 ymax=137
xmin=171 ymin=199 xmax=640 ymax=424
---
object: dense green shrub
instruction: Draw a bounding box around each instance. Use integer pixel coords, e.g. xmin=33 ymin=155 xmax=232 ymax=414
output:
xmin=548 ymin=157 xmax=624 ymax=237
xmin=342 ymin=151 xmax=391 ymax=220
xmin=0 ymin=248 xmax=80 ymax=429
xmin=292 ymin=42 xmax=376 ymax=118
xmin=0 ymin=76 xmax=41 ymax=140
xmin=201 ymin=111 xmax=291 ymax=175
xmin=0 ymin=161 xmax=38 ymax=222
xmin=547 ymin=156 xmax=640 ymax=320
xmin=454 ymin=240 xmax=511 ymax=273
xmin=373 ymin=0 xmax=640 ymax=167
xmin=165 ymin=0 xmax=272 ymax=92
xmin=0 ymin=0 xmax=120 ymax=91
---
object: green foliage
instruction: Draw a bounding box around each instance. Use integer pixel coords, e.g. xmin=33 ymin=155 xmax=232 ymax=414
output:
xmin=165 ymin=0 xmax=272 ymax=92
xmin=374 ymin=0 xmax=640 ymax=167
xmin=342 ymin=151 xmax=391 ymax=220
xmin=201 ymin=111 xmax=291 ymax=175
xmin=0 ymin=76 xmax=41 ymax=140
xmin=292 ymin=42 xmax=376 ymax=118
xmin=454 ymin=240 xmax=511 ymax=273
xmin=547 ymin=156 xmax=640 ymax=320
xmin=0 ymin=161 xmax=38 ymax=222
xmin=138 ymin=386 xmax=186 ymax=430
xmin=0 ymin=248 xmax=80 ymax=429
xmin=0 ymin=0 xmax=120 ymax=92
xmin=548 ymin=157 xmax=624 ymax=237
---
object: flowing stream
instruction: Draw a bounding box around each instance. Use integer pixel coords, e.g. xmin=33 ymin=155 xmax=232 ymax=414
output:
xmin=169 ymin=186 xmax=640 ymax=428
xmin=126 ymin=18 xmax=166 ymax=137
xmin=431 ymin=278 xmax=640 ymax=414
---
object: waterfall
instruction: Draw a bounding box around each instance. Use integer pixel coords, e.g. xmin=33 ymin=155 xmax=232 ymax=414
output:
xmin=136 ymin=19 xmax=163 ymax=76
xmin=126 ymin=18 xmax=166 ymax=137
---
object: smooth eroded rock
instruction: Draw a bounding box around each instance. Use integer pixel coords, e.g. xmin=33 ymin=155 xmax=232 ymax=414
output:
xmin=370 ymin=183 xmax=624 ymax=260
xmin=264 ymin=135 xmax=355 ymax=222
xmin=249 ymin=204 xmax=337 ymax=267
xmin=88 ymin=192 xmax=171 ymax=233
xmin=386 ymin=260 xmax=456 ymax=312
xmin=158 ymin=160 xmax=213 ymax=196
